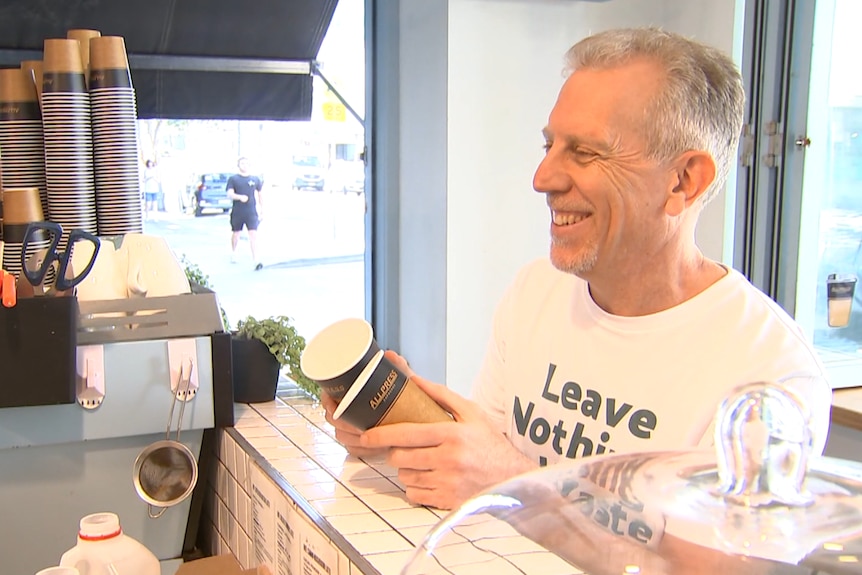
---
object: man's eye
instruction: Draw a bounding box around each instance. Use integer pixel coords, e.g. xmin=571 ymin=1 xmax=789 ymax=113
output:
xmin=542 ymin=142 xmax=553 ymax=153
xmin=574 ymin=148 xmax=598 ymax=160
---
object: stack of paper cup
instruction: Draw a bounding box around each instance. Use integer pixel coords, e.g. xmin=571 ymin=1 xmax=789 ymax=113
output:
xmin=88 ymin=36 xmax=142 ymax=235
xmin=41 ymin=38 xmax=98 ymax=245
xmin=0 ymin=68 xmax=49 ymax=219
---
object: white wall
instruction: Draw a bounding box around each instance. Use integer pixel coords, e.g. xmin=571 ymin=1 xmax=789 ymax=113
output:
xmin=443 ymin=0 xmax=744 ymax=395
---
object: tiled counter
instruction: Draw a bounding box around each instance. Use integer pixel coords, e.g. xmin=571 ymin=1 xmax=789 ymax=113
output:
xmin=201 ymin=386 xmax=582 ymax=575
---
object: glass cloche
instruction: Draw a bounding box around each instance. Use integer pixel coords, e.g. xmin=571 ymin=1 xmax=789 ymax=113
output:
xmin=402 ymin=381 xmax=862 ymax=575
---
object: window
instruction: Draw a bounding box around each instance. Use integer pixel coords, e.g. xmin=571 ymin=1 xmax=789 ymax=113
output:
xmin=738 ymin=0 xmax=862 ymax=387
xmin=138 ymin=0 xmax=367 ymax=340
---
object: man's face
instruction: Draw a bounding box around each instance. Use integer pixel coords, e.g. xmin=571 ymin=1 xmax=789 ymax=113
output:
xmin=533 ymin=58 xmax=677 ymax=279
xmin=238 ymin=158 xmax=250 ymax=173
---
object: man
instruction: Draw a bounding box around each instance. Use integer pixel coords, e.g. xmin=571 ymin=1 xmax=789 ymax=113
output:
xmin=227 ymin=156 xmax=264 ymax=270
xmin=323 ymin=27 xmax=831 ymax=516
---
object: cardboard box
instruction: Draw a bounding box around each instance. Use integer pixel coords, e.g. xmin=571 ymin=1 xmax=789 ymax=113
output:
xmin=175 ymin=555 xmax=272 ymax=575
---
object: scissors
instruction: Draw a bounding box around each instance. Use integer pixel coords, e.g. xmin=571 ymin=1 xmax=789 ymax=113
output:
xmin=20 ymin=221 xmax=100 ymax=296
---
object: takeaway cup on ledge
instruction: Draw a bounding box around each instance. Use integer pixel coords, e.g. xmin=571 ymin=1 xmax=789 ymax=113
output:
xmin=332 ymin=349 xmax=452 ymax=431
xmin=300 ymin=317 xmax=382 ymax=401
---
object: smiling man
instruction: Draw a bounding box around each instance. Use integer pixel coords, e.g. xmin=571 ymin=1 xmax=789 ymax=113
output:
xmin=322 ymin=28 xmax=831 ymax=518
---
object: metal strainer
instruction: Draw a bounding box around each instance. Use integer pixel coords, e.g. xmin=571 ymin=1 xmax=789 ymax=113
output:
xmin=133 ymin=360 xmax=198 ymax=519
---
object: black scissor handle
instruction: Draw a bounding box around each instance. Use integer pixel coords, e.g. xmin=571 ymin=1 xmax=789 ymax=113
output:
xmin=55 ymin=229 xmax=101 ymax=291
xmin=21 ymin=221 xmax=63 ymax=288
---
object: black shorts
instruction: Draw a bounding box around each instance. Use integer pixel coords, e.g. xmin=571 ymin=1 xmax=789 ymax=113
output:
xmin=230 ymin=210 xmax=259 ymax=232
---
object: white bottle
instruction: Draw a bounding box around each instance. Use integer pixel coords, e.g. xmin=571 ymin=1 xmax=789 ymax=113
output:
xmin=59 ymin=512 xmax=160 ymax=575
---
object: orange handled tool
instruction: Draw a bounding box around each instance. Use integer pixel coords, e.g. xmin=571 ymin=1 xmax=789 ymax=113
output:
xmin=1 ymin=270 xmax=16 ymax=307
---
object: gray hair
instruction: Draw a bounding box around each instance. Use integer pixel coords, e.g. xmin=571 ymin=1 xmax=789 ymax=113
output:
xmin=564 ymin=27 xmax=745 ymax=207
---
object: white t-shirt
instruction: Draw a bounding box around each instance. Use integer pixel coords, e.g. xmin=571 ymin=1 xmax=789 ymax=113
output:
xmin=472 ymin=258 xmax=832 ymax=465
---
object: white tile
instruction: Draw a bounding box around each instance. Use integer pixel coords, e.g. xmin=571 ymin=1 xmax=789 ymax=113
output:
xmin=448 ymin=557 xmax=534 ymax=575
xmin=217 ymin=429 xmax=228 ymax=462
xmin=227 ymin=475 xmax=238 ymax=516
xmin=234 ymin=413 xmax=272 ymax=428
xmin=217 ymin=497 xmax=229 ymax=534
xmin=337 ymin=550 xmax=351 ymax=575
xmin=254 ymin=444 xmax=307 ymax=460
xmin=368 ymin=463 xmax=399 ymax=477
xmin=224 ymin=433 xmax=237 ymax=476
xmin=236 ymin=450 xmax=249 ymax=493
xmin=505 ymin=552 xmax=584 ymax=575
xmin=312 ymin=497 xmax=373 ymax=516
xmin=359 ymin=453 xmax=388 ymax=466
xmin=251 ymin=398 xmax=287 ymax=412
xmin=296 ymin=482 xmax=355 ymax=501
xmin=339 ymin=466 xmax=387 ymax=483
xmin=216 ymin=461 xmax=227 ymax=500
xmin=236 ymin=424 xmax=279 ymax=438
xmin=345 ymin=531 xmax=413 ymax=556
xmin=281 ymin=428 xmax=331 ymax=447
xmin=307 ymin=440 xmax=350 ymax=457
xmin=378 ymin=507 xmax=440 ymax=530
xmin=246 ymin=435 xmax=292 ymax=449
xmin=227 ymin=510 xmax=239 ymax=557
xmin=238 ymin=530 xmax=251 ymax=569
xmin=277 ymin=468 xmax=337 ymax=487
xmin=389 ymin=476 xmax=408 ymax=492
xmin=343 ymin=476 xmax=403 ymax=496
xmin=431 ymin=541 xmax=500 ymax=568
xmin=472 ymin=535 xmax=548 ymax=556
xmin=237 ymin=490 xmax=249 ymax=535
xmin=364 ymin=550 xmax=419 ymax=575
xmin=319 ymin=457 xmax=373 ymax=478
xmin=270 ymin=457 xmax=323 ymax=474
xmin=452 ymin=517 xmax=521 ymax=541
xmin=397 ymin=525 xmax=436 ymax=546
xmin=325 ymin=512 xmax=392 ymax=535
xmin=359 ymin=491 xmax=414 ymax=512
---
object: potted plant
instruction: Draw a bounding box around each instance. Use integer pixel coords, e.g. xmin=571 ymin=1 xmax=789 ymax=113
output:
xmin=231 ymin=315 xmax=320 ymax=403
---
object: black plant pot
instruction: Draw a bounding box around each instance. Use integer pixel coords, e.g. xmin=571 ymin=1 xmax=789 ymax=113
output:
xmin=231 ymin=336 xmax=280 ymax=403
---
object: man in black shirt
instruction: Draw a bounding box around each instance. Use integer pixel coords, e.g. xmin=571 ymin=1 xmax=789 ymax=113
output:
xmin=226 ymin=157 xmax=264 ymax=270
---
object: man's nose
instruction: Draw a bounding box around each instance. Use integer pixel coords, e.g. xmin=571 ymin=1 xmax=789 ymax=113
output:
xmin=533 ymin=153 xmax=571 ymax=195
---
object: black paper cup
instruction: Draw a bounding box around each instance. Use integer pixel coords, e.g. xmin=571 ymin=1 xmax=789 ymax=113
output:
xmin=300 ymin=317 xmax=381 ymax=401
xmin=333 ymin=350 xmax=451 ymax=431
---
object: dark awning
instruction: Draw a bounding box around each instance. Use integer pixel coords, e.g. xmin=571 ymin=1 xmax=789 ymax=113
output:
xmin=0 ymin=0 xmax=339 ymax=120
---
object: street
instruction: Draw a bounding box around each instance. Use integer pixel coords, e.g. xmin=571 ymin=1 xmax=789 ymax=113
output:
xmin=144 ymin=187 xmax=366 ymax=339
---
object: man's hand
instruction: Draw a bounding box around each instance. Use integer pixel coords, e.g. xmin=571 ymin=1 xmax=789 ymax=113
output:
xmin=360 ymin=369 xmax=536 ymax=510
xmin=321 ymin=391 xmax=388 ymax=459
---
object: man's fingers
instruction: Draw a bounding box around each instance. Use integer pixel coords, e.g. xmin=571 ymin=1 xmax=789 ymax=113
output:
xmin=361 ymin=421 xmax=452 ymax=449
xmin=384 ymin=349 xmax=414 ymax=378
xmin=409 ymin=375 xmax=479 ymax=422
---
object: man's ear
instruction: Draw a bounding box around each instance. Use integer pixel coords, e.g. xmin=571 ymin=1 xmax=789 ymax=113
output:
xmin=665 ymin=151 xmax=716 ymax=217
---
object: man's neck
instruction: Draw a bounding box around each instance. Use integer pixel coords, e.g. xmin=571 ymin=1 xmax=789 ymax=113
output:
xmin=586 ymin=252 xmax=727 ymax=317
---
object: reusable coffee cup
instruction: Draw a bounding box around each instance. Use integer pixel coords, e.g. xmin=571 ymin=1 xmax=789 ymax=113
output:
xmin=300 ymin=317 xmax=381 ymax=401
xmin=827 ymin=273 xmax=857 ymax=328
xmin=333 ymin=349 xmax=452 ymax=431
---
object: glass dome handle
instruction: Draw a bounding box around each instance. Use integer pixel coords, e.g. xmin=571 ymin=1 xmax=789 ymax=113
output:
xmin=714 ymin=381 xmax=815 ymax=508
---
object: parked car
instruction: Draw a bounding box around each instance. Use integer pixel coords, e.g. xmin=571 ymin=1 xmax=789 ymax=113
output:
xmin=291 ymin=156 xmax=325 ymax=191
xmin=328 ymin=161 xmax=365 ymax=195
xmin=191 ymin=173 xmax=233 ymax=216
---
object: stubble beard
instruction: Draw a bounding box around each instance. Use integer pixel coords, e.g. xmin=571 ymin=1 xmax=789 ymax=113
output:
xmin=550 ymin=236 xmax=598 ymax=276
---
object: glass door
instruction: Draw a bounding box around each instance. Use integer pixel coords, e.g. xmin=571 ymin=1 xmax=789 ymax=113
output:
xmin=794 ymin=0 xmax=862 ymax=387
